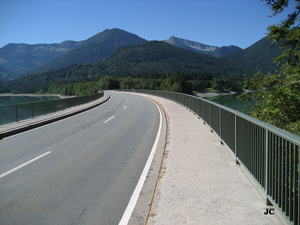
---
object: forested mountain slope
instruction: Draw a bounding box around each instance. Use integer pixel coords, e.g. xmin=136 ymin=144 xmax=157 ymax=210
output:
xmin=26 ymin=28 xmax=147 ymax=75
xmin=222 ymin=36 xmax=284 ymax=75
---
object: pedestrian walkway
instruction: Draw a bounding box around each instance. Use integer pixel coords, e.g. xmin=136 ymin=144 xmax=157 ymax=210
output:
xmin=139 ymin=94 xmax=286 ymax=225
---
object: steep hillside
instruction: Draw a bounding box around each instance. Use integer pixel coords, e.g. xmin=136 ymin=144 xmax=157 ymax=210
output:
xmin=165 ymin=36 xmax=242 ymax=56
xmin=222 ymin=36 xmax=284 ymax=75
xmin=4 ymin=41 xmax=244 ymax=91
xmin=26 ymin=28 xmax=147 ymax=75
xmin=0 ymin=41 xmax=79 ymax=79
xmin=97 ymin=41 xmax=243 ymax=76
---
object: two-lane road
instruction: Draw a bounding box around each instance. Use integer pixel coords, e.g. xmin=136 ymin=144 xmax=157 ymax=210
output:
xmin=0 ymin=91 xmax=162 ymax=225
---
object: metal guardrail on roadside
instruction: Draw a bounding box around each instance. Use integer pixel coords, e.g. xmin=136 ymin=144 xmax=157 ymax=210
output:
xmin=0 ymin=92 xmax=104 ymax=125
xmin=116 ymin=89 xmax=299 ymax=225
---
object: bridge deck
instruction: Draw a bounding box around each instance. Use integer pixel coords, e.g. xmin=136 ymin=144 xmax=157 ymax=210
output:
xmin=0 ymin=92 xmax=287 ymax=224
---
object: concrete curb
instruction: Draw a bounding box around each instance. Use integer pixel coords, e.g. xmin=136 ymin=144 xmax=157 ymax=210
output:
xmin=143 ymin=96 xmax=170 ymax=225
xmin=0 ymin=94 xmax=110 ymax=140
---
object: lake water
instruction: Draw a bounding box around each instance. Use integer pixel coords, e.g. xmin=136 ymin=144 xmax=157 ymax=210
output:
xmin=205 ymin=93 xmax=257 ymax=111
xmin=0 ymin=95 xmax=60 ymax=106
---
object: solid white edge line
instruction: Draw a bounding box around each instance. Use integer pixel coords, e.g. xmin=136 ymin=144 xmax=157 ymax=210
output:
xmin=0 ymin=151 xmax=52 ymax=178
xmin=118 ymin=98 xmax=163 ymax=225
xmin=104 ymin=116 xmax=115 ymax=123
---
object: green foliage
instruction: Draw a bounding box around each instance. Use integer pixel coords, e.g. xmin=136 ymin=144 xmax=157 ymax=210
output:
xmin=211 ymin=77 xmax=243 ymax=92
xmin=44 ymin=72 xmax=243 ymax=97
xmin=242 ymin=70 xmax=300 ymax=133
xmin=242 ymin=0 xmax=300 ymax=135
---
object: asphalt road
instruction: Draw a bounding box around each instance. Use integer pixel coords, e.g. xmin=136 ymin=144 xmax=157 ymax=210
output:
xmin=0 ymin=91 xmax=161 ymax=225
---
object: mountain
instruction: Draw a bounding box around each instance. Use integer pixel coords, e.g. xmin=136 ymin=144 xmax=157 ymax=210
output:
xmin=26 ymin=28 xmax=147 ymax=76
xmin=222 ymin=36 xmax=284 ymax=75
xmin=165 ymin=36 xmax=242 ymax=57
xmin=97 ymin=41 xmax=243 ymax=77
xmin=0 ymin=28 xmax=284 ymax=93
xmin=0 ymin=41 xmax=79 ymax=79
xmin=5 ymin=41 xmax=244 ymax=90
xmin=0 ymin=28 xmax=147 ymax=80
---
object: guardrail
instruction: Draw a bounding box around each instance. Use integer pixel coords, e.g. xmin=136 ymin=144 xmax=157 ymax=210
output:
xmin=117 ymin=89 xmax=299 ymax=225
xmin=0 ymin=92 xmax=104 ymax=125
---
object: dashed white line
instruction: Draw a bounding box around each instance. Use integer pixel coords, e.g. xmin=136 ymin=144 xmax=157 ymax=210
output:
xmin=0 ymin=151 xmax=52 ymax=178
xmin=104 ymin=116 xmax=115 ymax=123
xmin=123 ymin=106 xmax=127 ymax=109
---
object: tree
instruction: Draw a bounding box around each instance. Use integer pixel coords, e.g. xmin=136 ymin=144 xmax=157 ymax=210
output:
xmin=242 ymin=0 xmax=300 ymax=135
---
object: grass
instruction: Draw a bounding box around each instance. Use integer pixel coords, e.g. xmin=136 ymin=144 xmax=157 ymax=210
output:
xmin=195 ymin=88 xmax=220 ymax=93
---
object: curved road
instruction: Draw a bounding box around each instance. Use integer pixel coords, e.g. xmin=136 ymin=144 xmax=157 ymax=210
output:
xmin=0 ymin=91 xmax=161 ymax=225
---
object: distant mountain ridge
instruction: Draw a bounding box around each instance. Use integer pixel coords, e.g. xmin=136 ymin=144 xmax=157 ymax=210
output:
xmin=6 ymin=41 xmax=244 ymax=89
xmin=25 ymin=28 xmax=147 ymax=75
xmin=165 ymin=36 xmax=242 ymax=56
xmin=0 ymin=28 xmax=147 ymax=80
xmin=0 ymin=28 xmax=283 ymax=84
xmin=0 ymin=41 xmax=80 ymax=79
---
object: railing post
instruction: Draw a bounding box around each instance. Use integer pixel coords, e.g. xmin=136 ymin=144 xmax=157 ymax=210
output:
xmin=44 ymin=102 xmax=46 ymax=115
xmin=220 ymin=107 xmax=223 ymax=144
xmin=235 ymin=114 xmax=240 ymax=164
xmin=54 ymin=100 xmax=56 ymax=113
xmin=202 ymin=100 xmax=205 ymax=124
xmin=210 ymin=103 xmax=213 ymax=132
xmin=15 ymin=105 xmax=18 ymax=122
xmin=265 ymin=129 xmax=272 ymax=206
xmin=31 ymin=103 xmax=34 ymax=119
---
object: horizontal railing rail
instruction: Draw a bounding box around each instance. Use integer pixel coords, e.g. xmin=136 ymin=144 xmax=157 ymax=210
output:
xmin=0 ymin=92 xmax=104 ymax=125
xmin=116 ymin=89 xmax=299 ymax=225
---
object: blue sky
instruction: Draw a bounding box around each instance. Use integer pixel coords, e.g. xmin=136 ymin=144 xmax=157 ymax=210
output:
xmin=0 ymin=0 xmax=296 ymax=49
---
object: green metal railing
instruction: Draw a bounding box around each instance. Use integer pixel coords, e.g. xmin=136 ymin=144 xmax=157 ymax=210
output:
xmin=0 ymin=92 xmax=104 ymax=125
xmin=117 ymin=89 xmax=299 ymax=225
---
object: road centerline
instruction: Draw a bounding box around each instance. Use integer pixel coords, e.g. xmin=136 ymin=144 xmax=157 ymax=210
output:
xmin=0 ymin=151 xmax=52 ymax=178
xmin=104 ymin=116 xmax=115 ymax=123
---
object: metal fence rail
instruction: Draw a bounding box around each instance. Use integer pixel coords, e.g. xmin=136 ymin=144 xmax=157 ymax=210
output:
xmin=117 ymin=89 xmax=299 ymax=225
xmin=0 ymin=92 xmax=104 ymax=125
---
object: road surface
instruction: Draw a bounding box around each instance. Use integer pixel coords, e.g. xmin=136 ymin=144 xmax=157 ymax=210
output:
xmin=0 ymin=91 xmax=161 ymax=225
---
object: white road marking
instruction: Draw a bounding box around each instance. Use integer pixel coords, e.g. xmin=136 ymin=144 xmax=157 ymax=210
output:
xmin=0 ymin=151 xmax=52 ymax=178
xmin=118 ymin=98 xmax=163 ymax=225
xmin=127 ymin=101 xmax=129 ymax=104
xmin=123 ymin=106 xmax=127 ymax=109
xmin=104 ymin=116 xmax=115 ymax=123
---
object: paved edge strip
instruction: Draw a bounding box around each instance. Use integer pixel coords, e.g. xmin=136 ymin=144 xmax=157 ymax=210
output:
xmin=0 ymin=94 xmax=110 ymax=140
xmin=143 ymin=96 xmax=170 ymax=225
xmin=118 ymin=96 xmax=164 ymax=225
